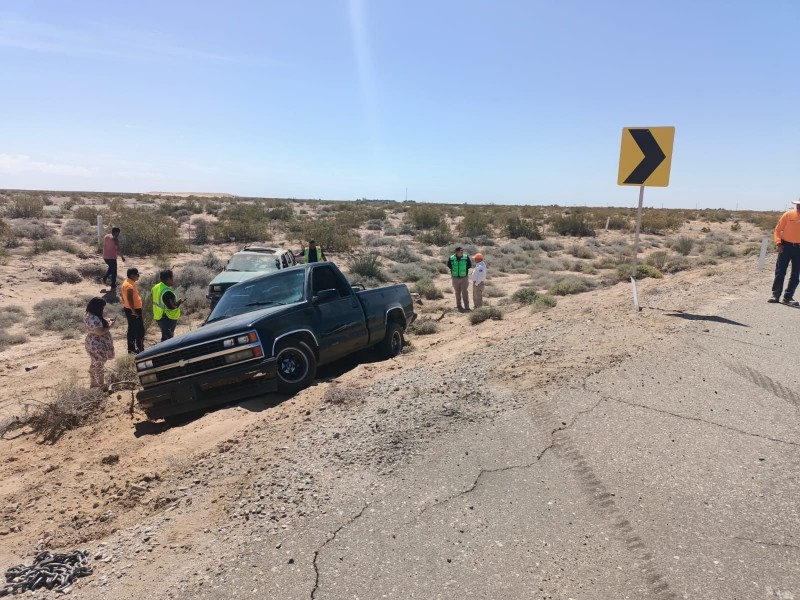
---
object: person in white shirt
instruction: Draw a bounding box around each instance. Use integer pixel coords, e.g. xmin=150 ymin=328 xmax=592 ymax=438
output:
xmin=471 ymin=253 xmax=487 ymax=308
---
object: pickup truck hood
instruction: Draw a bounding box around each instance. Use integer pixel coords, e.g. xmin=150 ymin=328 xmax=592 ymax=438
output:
xmin=208 ymin=270 xmax=266 ymax=287
xmin=136 ymin=305 xmax=293 ymax=359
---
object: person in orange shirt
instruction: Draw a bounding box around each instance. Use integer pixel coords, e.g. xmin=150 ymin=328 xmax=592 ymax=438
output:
xmin=769 ymin=199 xmax=800 ymax=306
xmin=121 ymin=267 xmax=145 ymax=354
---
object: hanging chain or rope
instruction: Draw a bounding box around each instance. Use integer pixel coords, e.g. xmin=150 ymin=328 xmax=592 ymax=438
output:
xmin=1 ymin=551 xmax=92 ymax=596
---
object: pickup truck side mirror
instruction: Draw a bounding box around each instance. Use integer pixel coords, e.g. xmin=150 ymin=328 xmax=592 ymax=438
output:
xmin=313 ymin=289 xmax=339 ymax=304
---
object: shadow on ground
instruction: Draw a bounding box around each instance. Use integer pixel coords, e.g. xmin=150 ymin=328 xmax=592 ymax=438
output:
xmin=665 ymin=312 xmax=749 ymax=327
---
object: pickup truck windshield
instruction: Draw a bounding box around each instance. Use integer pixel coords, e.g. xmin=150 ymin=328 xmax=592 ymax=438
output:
xmin=208 ymin=269 xmax=306 ymax=322
xmin=227 ymin=254 xmax=280 ymax=272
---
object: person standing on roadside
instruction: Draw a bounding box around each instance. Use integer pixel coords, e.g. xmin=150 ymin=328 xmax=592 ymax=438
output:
xmin=769 ymin=199 xmax=800 ymax=306
xmin=471 ymin=252 xmax=487 ymax=309
xmin=122 ymin=267 xmax=145 ymax=354
xmin=304 ymin=239 xmax=327 ymax=263
xmin=152 ymin=269 xmax=184 ymax=342
xmin=447 ymin=246 xmax=472 ymax=312
xmin=102 ymin=227 xmax=125 ymax=289
xmin=84 ymin=297 xmax=115 ymax=389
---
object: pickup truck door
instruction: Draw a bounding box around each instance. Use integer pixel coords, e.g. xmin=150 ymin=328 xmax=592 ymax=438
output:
xmin=309 ymin=265 xmax=369 ymax=363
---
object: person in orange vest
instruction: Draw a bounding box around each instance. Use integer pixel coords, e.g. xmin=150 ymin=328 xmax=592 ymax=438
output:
xmin=769 ymin=199 xmax=800 ymax=306
xmin=122 ymin=267 xmax=145 ymax=354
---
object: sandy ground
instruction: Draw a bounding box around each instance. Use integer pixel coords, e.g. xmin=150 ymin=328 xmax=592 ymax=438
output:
xmin=0 ymin=206 xmax=777 ymax=596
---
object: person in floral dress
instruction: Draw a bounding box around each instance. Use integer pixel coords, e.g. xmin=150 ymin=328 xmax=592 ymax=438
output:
xmin=84 ymin=297 xmax=116 ymax=388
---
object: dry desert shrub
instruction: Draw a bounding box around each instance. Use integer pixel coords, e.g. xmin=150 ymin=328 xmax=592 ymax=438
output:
xmin=42 ymin=266 xmax=83 ymax=284
xmin=0 ymin=304 xmax=26 ymax=328
xmin=671 ymin=236 xmax=694 ymax=256
xmin=409 ymin=318 xmax=438 ymax=335
xmin=12 ymin=380 xmax=106 ymax=443
xmin=112 ymin=207 xmax=187 ymax=256
xmin=106 ymin=355 xmax=138 ymax=390
xmin=33 ymin=297 xmax=90 ymax=338
xmin=77 ymin=263 xmax=108 ymax=279
xmin=511 ymin=287 xmax=557 ymax=310
xmin=0 ymin=329 xmax=27 ymax=351
xmin=568 ymin=244 xmax=595 ymax=259
xmin=549 ymin=274 xmax=595 ymax=296
xmin=30 ymin=237 xmax=80 ymax=255
xmin=13 ymin=221 xmax=53 ymax=240
xmin=412 ymin=278 xmax=443 ymax=300
xmin=645 ymin=251 xmax=669 ymax=270
xmin=469 ymin=306 xmax=502 ymax=325
xmin=6 ymin=194 xmax=45 ymax=218
xmin=346 ymin=251 xmax=386 ymax=281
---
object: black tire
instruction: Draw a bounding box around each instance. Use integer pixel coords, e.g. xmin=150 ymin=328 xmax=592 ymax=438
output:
xmin=378 ymin=322 xmax=404 ymax=359
xmin=275 ymin=339 xmax=317 ymax=394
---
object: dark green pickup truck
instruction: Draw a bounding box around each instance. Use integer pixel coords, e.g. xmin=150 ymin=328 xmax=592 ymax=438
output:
xmin=135 ymin=262 xmax=416 ymax=420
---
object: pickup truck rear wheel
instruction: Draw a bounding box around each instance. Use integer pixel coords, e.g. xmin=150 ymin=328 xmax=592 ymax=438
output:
xmin=275 ymin=340 xmax=317 ymax=394
xmin=378 ymin=322 xmax=404 ymax=359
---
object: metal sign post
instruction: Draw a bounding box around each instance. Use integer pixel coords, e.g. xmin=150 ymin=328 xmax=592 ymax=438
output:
xmin=618 ymin=126 xmax=676 ymax=312
xmin=757 ymin=237 xmax=768 ymax=270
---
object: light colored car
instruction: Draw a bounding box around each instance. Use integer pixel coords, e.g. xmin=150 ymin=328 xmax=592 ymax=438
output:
xmin=207 ymin=245 xmax=297 ymax=307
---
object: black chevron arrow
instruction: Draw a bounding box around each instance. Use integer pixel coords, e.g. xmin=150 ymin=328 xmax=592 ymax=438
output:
xmin=623 ymin=129 xmax=666 ymax=185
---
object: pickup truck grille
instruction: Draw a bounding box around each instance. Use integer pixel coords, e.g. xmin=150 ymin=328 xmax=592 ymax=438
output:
xmin=153 ymin=356 xmax=228 ymax=382
xmin=138 ymin=332 xmax=264 ymax=387
xmin=151 ymin=340 xmax=226 ymax=368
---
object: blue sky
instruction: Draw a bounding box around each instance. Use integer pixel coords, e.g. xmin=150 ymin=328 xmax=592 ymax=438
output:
xmin=0 ymin=0 xmax=797 ymax=209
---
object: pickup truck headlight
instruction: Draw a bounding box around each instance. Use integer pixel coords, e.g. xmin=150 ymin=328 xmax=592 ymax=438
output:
xmin=140 ymin=373 xmax=158 ymax=385
xmin=137 ymin=360 xmax=154 ymax=371
xmin=212 ymin=285 xmax=223 ymax=292
xmin=236 ymin=334 xmax=250 ymax=345
xmin=223 ymin=338 xmax=235 ymax=348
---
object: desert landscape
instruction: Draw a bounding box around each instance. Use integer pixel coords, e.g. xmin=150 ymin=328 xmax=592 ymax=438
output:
xmin=0 ymin=190 xmax=790 ymax=597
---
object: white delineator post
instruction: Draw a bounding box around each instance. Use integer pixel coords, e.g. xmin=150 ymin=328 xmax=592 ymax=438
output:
xmin=605 ymin=216 xmax=610 ymax=231
xmin=97 ymin=215 xmax=104 ymax=249
xmin=630 ymin=185 xmax=645 ymax=311
xmin=757 ymin=237 xmax=768 ymax=271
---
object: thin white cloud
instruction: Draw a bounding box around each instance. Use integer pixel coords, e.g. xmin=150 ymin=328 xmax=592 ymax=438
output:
xmin=0 ymin=18 xmax=270 ymax=65
xmin=348 ymin=0 xmax=380 ymax=140
xmin=0 ymin=154 xmax=93 ymax=177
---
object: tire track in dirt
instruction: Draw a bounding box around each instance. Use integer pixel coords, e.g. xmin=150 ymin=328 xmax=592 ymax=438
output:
xmin=533 ymin=391 xmax=679 ymax=600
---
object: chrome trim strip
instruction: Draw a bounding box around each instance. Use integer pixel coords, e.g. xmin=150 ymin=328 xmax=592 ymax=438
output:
xmin=138 ymin=342 xmax=262 ymax=375
xmin=384 ymin=305 xmax=405 ymax=325
xmin=271 ymin=329 xmax=319 ymax=355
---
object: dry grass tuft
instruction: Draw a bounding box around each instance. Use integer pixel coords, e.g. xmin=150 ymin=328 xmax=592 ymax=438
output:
xmin=323 ymin=385 xmax=366 ymax=406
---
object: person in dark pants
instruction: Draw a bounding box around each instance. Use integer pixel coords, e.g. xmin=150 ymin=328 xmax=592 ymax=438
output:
xmin=102 ymin=227 xmax=125 ymax=288
xmin=769 ymin=199 xmax=800 ymax=306
xmin=152 ymin=269 xmax=184 ymax=342
xmin=121 ymin=267 xmax=145 ymax=354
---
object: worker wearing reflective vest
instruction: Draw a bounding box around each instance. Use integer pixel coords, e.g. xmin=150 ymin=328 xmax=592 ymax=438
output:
xmin=447 ymin=246 xmax=472 ymax=312
xmin=152 ymin=269 xmax=183 ymax=342
xmin=304 ymin=239 xmax=326 ymax=263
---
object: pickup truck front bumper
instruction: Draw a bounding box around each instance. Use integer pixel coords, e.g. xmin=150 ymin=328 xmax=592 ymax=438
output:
xmin=137 ymin=357 xmax=278 ymax=420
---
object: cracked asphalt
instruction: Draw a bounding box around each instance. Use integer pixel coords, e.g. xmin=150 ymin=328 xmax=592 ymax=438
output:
xmin=173 ymin=277 xmax=800 ymax=600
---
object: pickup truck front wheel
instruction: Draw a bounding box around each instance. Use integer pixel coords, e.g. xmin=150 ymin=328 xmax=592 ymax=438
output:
xmin=275 ymin=339 xmax=317 ymax=394
xmin=378 ymin=323 xmax=404 ymax=359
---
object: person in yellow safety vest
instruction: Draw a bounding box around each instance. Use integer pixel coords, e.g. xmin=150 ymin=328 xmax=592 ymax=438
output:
xmin=304 ymin=239 xmax=326 ymax=263
xmin=446 ymin=246 xmax=472 ymax=312
xmin=152 ymin=269 xmax=184 ymax=342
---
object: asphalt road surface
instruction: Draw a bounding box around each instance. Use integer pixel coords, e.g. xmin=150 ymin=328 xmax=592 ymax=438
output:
xmin=188 ymin=285 xmax=799 ymax=600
